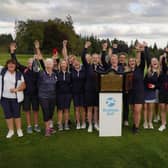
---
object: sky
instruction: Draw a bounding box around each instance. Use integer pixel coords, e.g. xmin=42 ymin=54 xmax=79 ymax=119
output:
xmin=0 ymin=0 xmax=168 ymax=48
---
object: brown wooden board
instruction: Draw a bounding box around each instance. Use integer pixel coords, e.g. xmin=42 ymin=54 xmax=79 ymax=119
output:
xmin=100 ymin=72 xmax=123 ymax=92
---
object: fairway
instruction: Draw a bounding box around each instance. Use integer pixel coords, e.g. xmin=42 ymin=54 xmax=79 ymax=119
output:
xmin=0 ymin=53 xmax=168 ymax=168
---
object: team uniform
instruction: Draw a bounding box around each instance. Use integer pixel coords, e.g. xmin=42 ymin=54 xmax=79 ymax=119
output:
xmin=11 ymin=53 xmax=39 ymax=112
xmin=70 ymin=65 xmax=86 ymax=107
xmin=37 ymin=60 xmax=57 ymax=122
xmin=82 ymin=48 xmax=103 ymax=107
xmin=144 ymin=47 xmax=159 ymax=103
xmin=128 ymin=52 xmax=145 ymax=104
xmin=56 ymin=71 xmax=72 ymax=110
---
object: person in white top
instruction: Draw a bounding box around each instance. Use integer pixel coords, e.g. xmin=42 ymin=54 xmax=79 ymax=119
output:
xmin=0 ymin=58 xmax=26 ymax=138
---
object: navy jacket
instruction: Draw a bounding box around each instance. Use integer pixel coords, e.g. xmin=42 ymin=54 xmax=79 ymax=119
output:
xmin=70 ymin=65 xmax=86 ymax=94
xmin=131 ymin=52 xmax=145 ymax=92
xmin=11 ymin=53 xmax=38 ymax=96
xmin=56 ymin=71 xmax=71 ymax=94
xmin=38 ymin=71 xmax=57 ymax=99
xmin=144 ymin=47 xmax=159 ymax=91
xmin=81 ymin=48 xmax=103 ymax=93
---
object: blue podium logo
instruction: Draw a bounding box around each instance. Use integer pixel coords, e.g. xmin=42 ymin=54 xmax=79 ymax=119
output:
xmin=106 ymin=97 xmax=116 ymax=107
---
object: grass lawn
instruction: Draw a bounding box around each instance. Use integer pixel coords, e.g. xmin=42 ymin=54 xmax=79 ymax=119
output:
xmin=0 ymin=53 xmax=168 ymax=168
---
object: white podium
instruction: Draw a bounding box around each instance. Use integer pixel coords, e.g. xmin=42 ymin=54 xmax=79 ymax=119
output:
xmin=99 ymin=93 xmax=122 ymax=137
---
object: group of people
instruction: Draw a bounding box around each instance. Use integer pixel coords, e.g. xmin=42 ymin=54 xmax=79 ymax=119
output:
xmin=0 ymin=39 xmax=168 ymax=138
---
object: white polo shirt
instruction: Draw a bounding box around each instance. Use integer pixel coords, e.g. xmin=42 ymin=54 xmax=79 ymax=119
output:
xmin=2 ymin=71 xmax=24 ymax=99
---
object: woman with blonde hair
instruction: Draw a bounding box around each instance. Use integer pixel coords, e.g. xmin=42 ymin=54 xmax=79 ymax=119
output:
xmin=56 ymin=59 xmax=72 ymax=131
xmin=71 ymin=59 xmax=86 ymax=129
xmin=143 ymin=48 xmax=160 ymax=129
xmin=127 ymin=42 xmax=146 ymax=134
xmin=81 ymin=41 xmax=103 ymax=132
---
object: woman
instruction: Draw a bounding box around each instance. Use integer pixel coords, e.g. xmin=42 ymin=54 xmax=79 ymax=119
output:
xmin=143 ymin=50 xmax=160 ymax=129
xmin=35 ymin=48 xmax=57 ymax=136
xmin=101 ymin=43 xmax=124 ymax=73
xmin=0 ymin=59 xmax=26 ymax=138
xmin=82 ymin=41 xmax=102 ymax=132
xmin=71 ymin=59 xmax=86 ymax=129
xmin=127 ymin=43 xmax=146 ymax=134
xmin=158 ymin=55 xmax=168 ymax=131
xmin=10 ymin=41 xmax=41 ymax=134
xmin=56 ymin=59 xmax=72 ymax=131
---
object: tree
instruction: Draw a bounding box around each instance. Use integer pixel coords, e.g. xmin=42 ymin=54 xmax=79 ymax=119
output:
xmin=15 ymin=16 xmax=83 ymax=55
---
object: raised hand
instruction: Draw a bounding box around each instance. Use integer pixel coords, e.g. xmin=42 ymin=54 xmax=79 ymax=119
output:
xmin=85 ymin=41 xmax=91 ymax=48
xmin=135 ymin=42 xmax=144 ymax=52
xmin=63 ymin=40 xmax=68 ymax=47
xmin=34 ymin=40 xmax=40 ymax=49
xmin=10 ymin=42 xmax=17 ymax=53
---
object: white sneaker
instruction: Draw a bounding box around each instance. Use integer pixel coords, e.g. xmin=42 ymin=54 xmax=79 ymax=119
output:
xmin=88 ymin=125 xmax=93 ymax=133
xmin=6 ymin=130 xmax=14 ymax=139
xmin=124 ymin=121 xmax=129 ymax=126
xmin=149 ymin=123 xmax=154 ymax=129
xmin=143 ymin=122 xmax=148 ymax=129
xmin=94 ymin=124 xmax=99 ymax=131
xmin=17 ymin=129 xmax=23 ymax=137
xmin=81 ymin=123 xmax=86 ymax=129
xmin=158 ymin=125 xmax=166 ymax=132
xmin=76 ymin=123 xmax=81 ymax=130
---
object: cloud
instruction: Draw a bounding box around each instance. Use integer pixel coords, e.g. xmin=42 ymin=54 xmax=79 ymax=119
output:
xmin=0 ymin=0 xmax=168 ymax=47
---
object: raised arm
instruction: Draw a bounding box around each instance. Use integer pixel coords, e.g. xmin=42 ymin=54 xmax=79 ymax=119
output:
xmin=139 ymin=51 xmax=146 ymax=71
xmin=101 ymin=42 xmax=109 ymax=69
xmin=143 ymin=42 xmax=150 ymax=68
xmin=81 ymin=41 xmax=91 ymax=67
xmin=9 ymin=42 xmax=27 ymax=73
xmin=33 ymin=40 xmax=45 ymax=71
xmin=135 ymin=43 xmax=145 ymax=71
xmin=34 ymin=40 xmax=42 ymax=57
xmin=62 ymin=40 xmax=68 ymax=61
